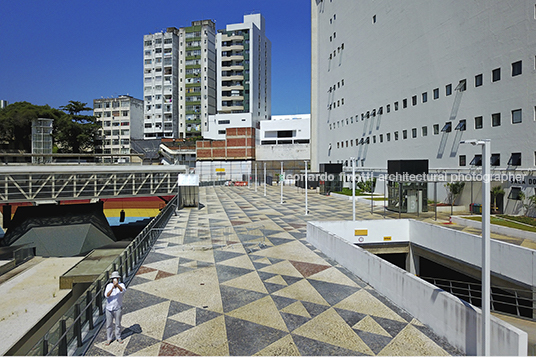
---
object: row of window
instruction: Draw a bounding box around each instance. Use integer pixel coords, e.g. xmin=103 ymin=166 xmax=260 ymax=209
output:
xmin=94 ymin=101 xmax=130 ymax=109
xmin=98 ymin=121 xmax=130 ymax=127
xmin=328 ymin=60 xmax=525 ymax=122
xmin=94 ymin=111 xmax=130 ymax=118
xmin=459 ymin=152 xmax=523 ymax=167
xmin=330 ymin=107 xmax=525 ymax=132
xmin=333 ymin=109 xmax=526 ymax=148
xmin=100 ymin=129 xmax=130 ymax=136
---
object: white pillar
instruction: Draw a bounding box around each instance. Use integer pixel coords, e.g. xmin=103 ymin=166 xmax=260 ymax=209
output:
xmin=280 ymin=161 xmax=284 ymax=204
xmin=352 ymin=158 xmax=356 ymax=221
xmin=481 ymin=139 xmax=491 ymax=356
xmin=305 ymin=161 xmax=308 ymax=215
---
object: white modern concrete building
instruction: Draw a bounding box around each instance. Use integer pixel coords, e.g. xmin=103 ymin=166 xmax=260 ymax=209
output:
xmin=93 ymin=95 xmax=143 ymax=163
xmin=204 ymin=14 xmax=271 ymax=140
xmin=0 ymin=100 xmax=8 ymax=109
xmin=256 ymin=114 xmax=310 ymax=161
xmin=311 ymin=1 xmax=536 ymax=213
xmin=143 ymin=21 xmax=217 ymax=139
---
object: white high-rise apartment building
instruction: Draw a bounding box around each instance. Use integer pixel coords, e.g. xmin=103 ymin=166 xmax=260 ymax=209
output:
xmin=94 ymin=95 xmax=143 ymax=163
xmin=311 ymin=1 xmax=536 ymax=212
xmin=143 ymin=21 xmax=216 ymax=139
xmin=204 ymin=14 xmax=271 ymax=140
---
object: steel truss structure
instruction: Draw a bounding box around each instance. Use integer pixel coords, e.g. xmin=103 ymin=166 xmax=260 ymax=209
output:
xmin=0 ymin=165 xmax=189 ymax=204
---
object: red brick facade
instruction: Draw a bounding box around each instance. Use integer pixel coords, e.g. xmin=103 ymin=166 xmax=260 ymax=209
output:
xmin=196 ymin=127 xmax=256 ymax=161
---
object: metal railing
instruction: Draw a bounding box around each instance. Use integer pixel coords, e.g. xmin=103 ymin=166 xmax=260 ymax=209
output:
xmin=421 ymin=276 xmax=534 ymax=320
xmin=13 ymin=245 xmax=36 ymax=266
xmin=25 ymin=195 xmax=178 ymax=356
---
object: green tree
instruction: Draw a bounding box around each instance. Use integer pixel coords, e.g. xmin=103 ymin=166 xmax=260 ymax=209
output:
xmin=55 ymin=101 xmax=99 ymax=153
xmin=445 ymin=181 xmax=465 ymax=205
xmin=490 ymin=186 xmax=505 ymax=213
xmin=0 ymin=102 xmax=63 ymax=152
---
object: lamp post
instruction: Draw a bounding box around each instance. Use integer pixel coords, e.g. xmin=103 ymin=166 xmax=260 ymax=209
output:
xmin=280 ymin=161 xmax=284 ymax=204
xmin=350 ymin=157 xmax=356 ymax=221
xmin=461 ymin=139 xmax=491 ymax=356
xmin=305 ymin=160 xmax=308 ymax=215
xmin=264 ymin=162 xmax=266 ymax=197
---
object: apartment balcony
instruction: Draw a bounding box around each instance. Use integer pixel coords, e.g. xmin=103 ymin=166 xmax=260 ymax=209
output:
xmin=223 ymin=64 xmax=244 ymax=71
xmin=219 ymin=106 xmax=245 ymax=113
xmin=221 ymin=95 xmax=244 ymax=101
xmin=222 ymin=34 xmax=244 ymax=42
xmin=221 ymin=44 xmax=244 ymax=52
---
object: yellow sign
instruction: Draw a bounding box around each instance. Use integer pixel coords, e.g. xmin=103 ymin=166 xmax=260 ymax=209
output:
xmin=215 ymin=168 xmax=225 ymax=172
xmin=354 ymin=229 xmax=368 ymax=236
xmin=383 ymin=236 xmax=392 ymax=241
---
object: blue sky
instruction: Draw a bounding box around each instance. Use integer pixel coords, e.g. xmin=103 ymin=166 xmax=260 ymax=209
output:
xmin=0 ymin=0 xmax=310 ymax=115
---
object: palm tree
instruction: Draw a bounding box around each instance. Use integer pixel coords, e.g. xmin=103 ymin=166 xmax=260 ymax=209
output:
xmin=490 ymin=186 xmax=504 ymax=214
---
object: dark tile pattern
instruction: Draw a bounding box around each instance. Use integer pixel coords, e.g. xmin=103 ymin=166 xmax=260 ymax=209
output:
xmin=86 ymin=185 xmax=463 ymax=356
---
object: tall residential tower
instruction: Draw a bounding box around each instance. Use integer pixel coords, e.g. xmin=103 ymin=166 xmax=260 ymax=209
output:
xmin=143 ymin=20 xmax=216 ymax=139
xmin=204 ymin=14 xmax=271 ymax=140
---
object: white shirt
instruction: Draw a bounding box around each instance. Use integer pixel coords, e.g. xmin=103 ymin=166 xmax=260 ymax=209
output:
xmin=105 ymin=282 xmax=126 ymax=311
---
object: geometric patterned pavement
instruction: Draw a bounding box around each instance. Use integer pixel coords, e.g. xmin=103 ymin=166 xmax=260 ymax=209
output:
xmin=87 ymin=185 xmax=463 ymax=356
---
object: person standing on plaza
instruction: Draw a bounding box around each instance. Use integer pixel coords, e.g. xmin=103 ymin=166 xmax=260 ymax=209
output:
xmin=104 ymin=271 xmax=126 ymax=345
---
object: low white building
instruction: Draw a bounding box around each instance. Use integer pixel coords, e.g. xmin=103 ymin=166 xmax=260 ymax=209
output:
xmin=256 ymin=114 xmax=310 ymax=161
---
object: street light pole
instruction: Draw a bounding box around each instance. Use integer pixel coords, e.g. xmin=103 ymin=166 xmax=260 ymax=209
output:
xmin=481 ymin=139 xmax=491 ymax=356
xmin=461 ymin=139 xmax=491 ymax=356
xmin=264 ymin=162 xmax=266 ymax=197
xmin=280 ymin=161 xmax=284 ymax=204
xmin=351 ymin=157 xmax=356 ymax=221
xmin=305 ymin=160 xmax=308 ymax=215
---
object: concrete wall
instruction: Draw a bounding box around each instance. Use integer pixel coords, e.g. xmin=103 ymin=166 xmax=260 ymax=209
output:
xmin=256 ymin=144 xmax=310 ymax=162
xmin=452 ymin=215 xmax=536 ymax=241
xmin=308 ymin=220 xmax=528 ymax=355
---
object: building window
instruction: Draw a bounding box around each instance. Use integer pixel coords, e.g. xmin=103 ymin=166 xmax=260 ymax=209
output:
xmin=379 ymin=134 xmax=383 ymax=142
xmin=412 ymin=128 xmax=417 ymax=138
xmin=218 ymin=130 xmax=226 ymax=135
xmin=387 ymin=104 xmax=391 ymax=113
xmin=394 ymin=131 xmax=399 ymax=140
xmin=446 ymin=84 xmax=452 ymax=96
xmin=470 ymin=154 xmax=482 ymax=166
xmin=403 ymin=130 xmax=407 ymax=139
xmin=512 ymin=109 xmax=522 ymax=124
xmin=433 ymin=124 xmax=439 ymax=135
xmin=492 ymin=113 xmax=501 ymax=127
xmin=512 ymin=60 xmax=522 ymax=76
xmin=455 ymin=119 xmax=466 ymax=131
xmin=403 ymin=99 xmax=407 ymax=108
xmin=475 ymin=116 xmax=483 ymax=129
xmin=422 ymin=126 xmax=428 ymax=136
xmin=386 ymin=133 xmax=391 ymax=141
xmin=394 ymin=102 xmax=399 ymax=111
xmin=373 ymin=15 xmax=376 ymax=23
xmin=492 ymin=68 xmax=501 ymax=82
xmin=441 ymin=122 xmax=452 ymax=133
xmin=422 ymin=92 xmax=427 ymax=103
xmin=475 ymin=74 xmax=483 ymax=87
xmin=508 ymin=187 xmax=523 ymax=200
xmin=459 ymin=155 xmax=466 ymax=166
xmin=508 ymin=153 xmax=522 ymax=166
xmin=490 ymin=154 xmax=500 ymax=166
xmin=412 ymin=96 xmax=417 ymax=106
xmin=433 ymin=88 xmax=439 ymax=99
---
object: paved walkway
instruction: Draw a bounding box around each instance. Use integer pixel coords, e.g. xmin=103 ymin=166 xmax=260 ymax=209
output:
xmin=87 ymin=185 xmax=463 ymax=356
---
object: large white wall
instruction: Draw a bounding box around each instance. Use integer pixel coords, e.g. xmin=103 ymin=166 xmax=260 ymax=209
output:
xmin=311 ymin=1 xmax=536 ymax=174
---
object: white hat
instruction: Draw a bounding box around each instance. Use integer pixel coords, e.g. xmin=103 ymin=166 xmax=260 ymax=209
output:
xmin=110 ymin=271 xmax=121 ymax=280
